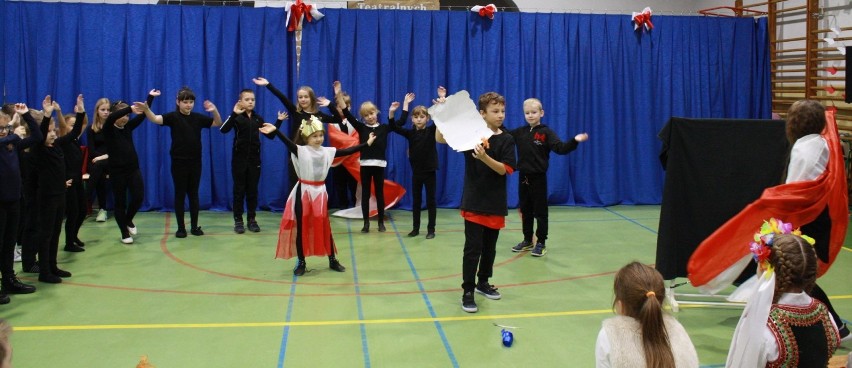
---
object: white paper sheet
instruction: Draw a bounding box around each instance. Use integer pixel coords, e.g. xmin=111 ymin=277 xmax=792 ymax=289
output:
xmin=428 ymin=90 xmax=493 ymax=152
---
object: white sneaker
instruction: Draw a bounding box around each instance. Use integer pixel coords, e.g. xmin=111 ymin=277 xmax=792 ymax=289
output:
xmin=13 ymin=247 xmax=22 ymax=262
xmin=128 ymin=226 xmax=138 ymax=236
xmin=96 ymin=209 xmax=107 ymax=222
xmin=121 ymin=236 xmax=134 ymax=244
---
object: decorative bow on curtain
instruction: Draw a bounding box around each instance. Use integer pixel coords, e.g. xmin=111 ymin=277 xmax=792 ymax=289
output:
xmin=471 ymin=4 xmax=497 ymax=19
xmin=285 ymin=0 xmax=324 ymax=32
xmin=632 ymin=7 xmax=653 ymax=31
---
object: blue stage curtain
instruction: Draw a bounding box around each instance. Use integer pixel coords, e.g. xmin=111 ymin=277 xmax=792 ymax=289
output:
xmin=3 ymin=3 xmax=770 ymax=210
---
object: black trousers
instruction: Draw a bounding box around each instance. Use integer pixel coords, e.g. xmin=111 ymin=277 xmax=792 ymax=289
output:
xmin=411 ymin=171 xmax=437 ymax=232
xmin=86 ymin=159 xmax=110 ymax=210
xmin=462 ymin=220 xmax=499 ymax=292
xmin=332 ymin=165 xmax=357 ymax=209
xmin=519 ymin=172 xmax=549 ymax=244
xmin=111 ymin=169 xmax=144 ymax=238
xmin=19 ymin=186 xmax=38 ymax=267
xmin=36 ymin=193 xmax=65 ymax=274
xmin=64 ymin=175 xmax=86 ymax=246
xmin=360 ymin=166 xmax=385 ymax=223
xmin=171 ymin=160 xmax=202 ymax=230
xmin=0 ymin=200 xmax=20 ymax=279
xmin=232 ymin=158 xmax=261 ymax=222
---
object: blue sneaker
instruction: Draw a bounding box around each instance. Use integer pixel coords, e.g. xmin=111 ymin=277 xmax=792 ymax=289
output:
xmin=531 ymin=243 xmax=547 ymax=257
xmin=511 ymin=240 xmax=533 ymax=252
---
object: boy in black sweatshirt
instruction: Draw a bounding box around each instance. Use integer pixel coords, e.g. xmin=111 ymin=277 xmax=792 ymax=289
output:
xmin=507 ymin=98 xmax=587 ymax=257
xmin=436 ymin=89 xmax=516 ymax=313
xmin=389 ymin=93 xmax=438 ymax=239
xmin=219 ymin=87 xmax=281 ymax=234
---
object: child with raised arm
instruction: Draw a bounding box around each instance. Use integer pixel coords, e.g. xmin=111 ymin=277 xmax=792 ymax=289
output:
xmin=328 ymin=90 xmax=358 ymax=209
xmin=56 ymin=96 xmax=89 ymax=252
xmin=508 ymin=98 xmax=588 ymax=257
xmin=727 ymin=219 xmax=840 ymax=367
xmin=219 ymin=86 xmax=278 ymax=234
xmin=140 ymin=87 xmax=222 ymax=238
xmin=259 ymin=118 xmax=375 ymax=276
xmin=34 ymin=96 xmax=83 ymax=283
xmin=595 ymin=262 xmax=699 ymax=368
xmin=333 ymin=81 xmax=392 ymax=233
xmin=388 ymin=93 xmax=438 ymax=239
xmin=435 ymin=88 xmax=517 ymax=313
xmin=0 ymin=104 xmax=42 ymax=303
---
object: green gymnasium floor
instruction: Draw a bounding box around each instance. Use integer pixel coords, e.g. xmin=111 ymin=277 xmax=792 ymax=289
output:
xmin=2 ymin=206 xmax=850 ymax=367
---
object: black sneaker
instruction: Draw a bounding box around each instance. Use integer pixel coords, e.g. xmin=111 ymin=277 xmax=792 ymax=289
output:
xmin=53 ymin=268 xmax=72 ymax=278
xmin=361 ymin=225 xmax=370 ymax=233
xmin=511 ymin=240 xmax=533 ymax=252
xmin=2 ymin=274 xmax=37 ymax=294
xmin=234 ymin=221 xmax=245 ymax=234
xmin=378 ymin=223 xmax=386 ymax=232
xmin=461 ymin=291 xmax=478 ymax=313
xmin=22 ymin=264 xmax=40 ymax=274
xmin=175 ymin=229 xmax=188 ymax=238
xmin=293 ymin=260 xmax=307 ymax=276
xmin=190 ymin=227 xmax=204 ymax=236
xmin=531 ymin=243 xmax=547 ymax=257
xmin=64 ymin=244 xmax=85 ymax=252
xmin=329 ymin=259 xmax=346 ymax=272
xmin=840 ymin=323 xmax=850 ymax=342
xmin=74 ymin=238 xmax=86 ymax=247
xmin=38 ymin=273 xmax=62 ymax=284
xmin=247 ymin=220 xmax=261 ymax=233
xmin=407 ymin=230 xmax=419 ymax=237
xmin=475 ymin=283 xmax=502 ymax=300
xmin=425 ymin=232 xmax=435 ymax=239
xmin=0 ymin=293 xmax=9 ymax=305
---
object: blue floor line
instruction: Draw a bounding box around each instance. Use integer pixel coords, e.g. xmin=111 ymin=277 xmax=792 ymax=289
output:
xmin=390 ymin=217 xmax=460 ymax=368
xmin=345 ymin=219 xmax=372 ymax=368
xmin=603 ymin=207 xmax=659 ymax=234
xmin=277 ymin=274 xmax=300 ymax=368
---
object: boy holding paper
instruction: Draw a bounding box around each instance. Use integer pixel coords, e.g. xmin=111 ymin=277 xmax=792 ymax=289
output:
xmin=435 ymin=87 xmax=516 ymax=313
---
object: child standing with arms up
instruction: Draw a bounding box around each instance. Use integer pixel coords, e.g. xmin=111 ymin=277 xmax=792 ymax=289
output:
xmin=260 ymin=118 xmax=375 ymax=276
xmin=56 ymin=97 xmax=89 ymax=253
xmin=388 ymin=93 xmax=438 ymax=239
xmin=595 ymin=262 xmax=699 ymax=368
xmin=333 ymin=81 xmax=391 ymax=233
xmin=140 ymin=87 xmax=222 ymax=238
xmin=436 ymin=88 xmax=516 ymax=313
xmin=508 ymin=98 xmax=588 ymax=257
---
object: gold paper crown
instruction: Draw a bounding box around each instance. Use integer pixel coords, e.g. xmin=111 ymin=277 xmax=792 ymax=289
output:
xmin=299 ymin=116 xmax=324 ymax=138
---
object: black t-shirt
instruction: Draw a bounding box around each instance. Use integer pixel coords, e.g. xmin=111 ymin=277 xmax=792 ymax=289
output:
xmin=460 ymin=131 xmax=516 ymax=215
xmin=161 ymin=111 xmax=214 ymax=161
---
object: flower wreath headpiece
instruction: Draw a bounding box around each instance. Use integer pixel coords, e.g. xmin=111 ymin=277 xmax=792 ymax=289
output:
xmin=749 ymin=218 xmax=815 ymax=271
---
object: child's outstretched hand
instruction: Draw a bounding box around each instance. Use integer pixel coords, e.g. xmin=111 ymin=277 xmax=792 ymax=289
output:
xmin=233 ymin=101 xmax=245 ymax=114
xmin=203 ymin=100 xmax=217 ymax=112
xmin=75 ymin=94 xmax=85 ymax=113
xmin=253 ymin=77 xmax=269 ymax=86
xmin=575 ymin=133 xmax=589 ymax=142
xmin=132 ymin=101 xmax=150 ymax=112
xmin=366 ymin=132 xmax=377 ymax=146
xmin=333 ymin=81 xmax=342 ymax=95
xmin=131 ymin=105 xmax=143 ymax=115
xmin=317 ymin=97 xmax=330 ymax=108
xmin=43 ymin=95 xmax=54 ymax=116
xmin=259 ymin=122 xmax=277 ymax=134
xmin=14 ymin=103 xmax=28 ymax=115
xmin=404 ymin=93 xmax=415 ymax=104
xmin=277 ymin=111 xmax=288 ymax=120
xmin=149 ymin=89 xmax=161 ymax=97
xmin=432 ymin=86 xmax=447 ymax=104
xmin=389 ymin=101 xmax=400 ymax=115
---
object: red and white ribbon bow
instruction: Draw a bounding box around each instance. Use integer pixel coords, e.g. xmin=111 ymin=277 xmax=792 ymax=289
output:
xmin=632 ymin=7 xmax=653 ymax=31
xmin=471 ymin=4 xmax=497 ymax=20
xmin=285 ymin=0 xmax=325 ymax=32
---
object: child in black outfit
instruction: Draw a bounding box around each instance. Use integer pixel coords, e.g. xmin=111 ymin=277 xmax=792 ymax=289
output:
xmin=140 ymin=87 xmax=222 ymax=238
xmin=333 ymin=81 xmax=391 ymax=233
xmin=388 ymin=93 xmax=438 ymax=239
xmin=0 ymin=104 xmax=42 ymax=303
xmin=55 ymin=96 xmax=88 ymax=253
xmin=219 ymin=86 xmax=281 ymax=234
xmin=35 ymin=96 xmax=83 ymax=283
xmin=508 ymin=98 xmax=587 ymax=257
xmin=436 ymin=89 xmax=517 ymax=313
